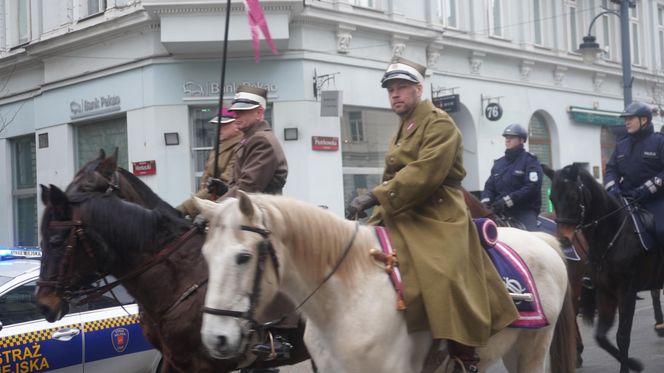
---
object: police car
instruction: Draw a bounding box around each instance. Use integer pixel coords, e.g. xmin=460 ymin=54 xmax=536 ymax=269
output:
xmin=0 ymin=248 xmax=162 ymax=373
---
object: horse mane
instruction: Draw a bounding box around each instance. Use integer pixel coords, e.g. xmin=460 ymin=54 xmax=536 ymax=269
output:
xmin=116 ymin=168 xmax=185 ymax=219
xmin=251 ymin=194 xmax=375 ymax=284
xmin=80 ymin=194 xmax=186 ymax=269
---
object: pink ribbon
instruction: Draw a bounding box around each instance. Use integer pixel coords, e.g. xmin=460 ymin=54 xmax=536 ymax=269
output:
xmin=245 ymin=0 xmax=278 ymax=62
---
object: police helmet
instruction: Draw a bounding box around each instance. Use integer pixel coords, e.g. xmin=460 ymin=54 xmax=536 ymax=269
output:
xmin=619 ymin=101 xmax=653 ymax=122
xmin=502 ymin=124 xmax=528 ymax=141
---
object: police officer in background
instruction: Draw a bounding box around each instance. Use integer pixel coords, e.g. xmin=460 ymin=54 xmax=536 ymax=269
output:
xmin=605 ymin=101 xmax=664 ymax=246
xmin=481 ymin=124 xmax=543 ymax=231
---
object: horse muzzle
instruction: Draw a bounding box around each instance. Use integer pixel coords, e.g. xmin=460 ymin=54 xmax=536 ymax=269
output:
xmin=36 ymin=289 xmax=69 ymax=322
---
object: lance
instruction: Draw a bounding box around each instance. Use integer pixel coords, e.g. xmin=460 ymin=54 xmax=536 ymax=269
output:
xmin=211 ymin=0 xmax=233 ymax=200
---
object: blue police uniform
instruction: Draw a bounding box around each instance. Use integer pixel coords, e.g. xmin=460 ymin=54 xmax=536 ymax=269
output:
xmin=604 ymin=124 xmax=664 ymax=245
xmin=481 ymin=145 xmax=543 ymax=231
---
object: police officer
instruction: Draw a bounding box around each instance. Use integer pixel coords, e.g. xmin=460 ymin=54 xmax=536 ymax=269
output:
xmin=176 ymin=108 xmax=241 ymax=218
xmin=481 ymin=124 xmax=543 ymax=231
xmin=605 ymin=101 xmax=664 ymax=245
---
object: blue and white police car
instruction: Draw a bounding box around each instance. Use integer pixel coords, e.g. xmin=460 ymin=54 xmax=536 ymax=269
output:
xmin=0 ymin=248 xmax=162 ymax=373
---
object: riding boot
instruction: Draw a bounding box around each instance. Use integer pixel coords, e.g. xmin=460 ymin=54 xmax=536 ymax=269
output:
xmin=448 ymin=341 xmax=479 ymax=373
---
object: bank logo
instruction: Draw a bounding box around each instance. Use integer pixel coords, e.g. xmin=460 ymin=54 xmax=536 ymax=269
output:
xmin=111 ymin=328 xmax=129 ymax=353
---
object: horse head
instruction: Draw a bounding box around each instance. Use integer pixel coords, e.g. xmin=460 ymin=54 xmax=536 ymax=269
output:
xmin=196 ymin=192 xmax=281 ymax=359
xmin=543 ymin=163 xmax=611 ymax=243
xmin=37 ymin=149 xmax=180 ymax=322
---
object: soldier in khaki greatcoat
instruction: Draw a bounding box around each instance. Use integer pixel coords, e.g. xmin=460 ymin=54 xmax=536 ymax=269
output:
xmin=346 ymin=57 xmax=518 ymax=372
xmin=176 ymin=108 xmax=242 ymax=218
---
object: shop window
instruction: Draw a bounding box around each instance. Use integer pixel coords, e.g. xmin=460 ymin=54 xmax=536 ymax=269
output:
xmin=341 ymin=107 xmax=397 ymax=220
xmin=353 ymin=0 xmax=377 ymax=8
xmin=189 ymin=105 xmax=273 ymax=192
xmin=75 ymin=117 xmax=128 ymax=169
xmin=12 ymin=135 xmax=37 ymax=246
xmin=528 ymin=113 xmax=552 ymax=213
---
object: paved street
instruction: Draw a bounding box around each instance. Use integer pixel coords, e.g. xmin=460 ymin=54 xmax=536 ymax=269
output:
xmin=279 ymin=291 xmax=664 ymax=372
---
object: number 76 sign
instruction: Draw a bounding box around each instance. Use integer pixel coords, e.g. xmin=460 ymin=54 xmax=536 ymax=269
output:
xmin=485 ymin=102 xmax=503 ymax=121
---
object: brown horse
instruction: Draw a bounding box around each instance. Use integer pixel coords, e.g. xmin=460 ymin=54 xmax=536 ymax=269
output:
xmin=462 ymin=188 xmax=586 ymax=368
xmin=36 ymin=150 xmax=310 ymax=373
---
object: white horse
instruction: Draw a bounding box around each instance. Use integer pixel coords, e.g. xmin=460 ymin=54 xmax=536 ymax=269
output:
xmin=195 ymin=193 xmax=576 ymax=373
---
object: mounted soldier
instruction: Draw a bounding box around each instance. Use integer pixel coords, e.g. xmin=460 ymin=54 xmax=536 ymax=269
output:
xmin=481 ymin=123 xmax=543 ymax=231
xmin=346 ymin=57 xmax=518 ymax=373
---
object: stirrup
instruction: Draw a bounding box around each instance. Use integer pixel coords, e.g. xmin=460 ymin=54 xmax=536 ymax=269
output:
xmin=581 ymin=276 xmax=594 ymax=289
xmin=249 ymin=332 xmax=292 ymax=361
xmin=445 ymin=356 xmax=479 ymax=373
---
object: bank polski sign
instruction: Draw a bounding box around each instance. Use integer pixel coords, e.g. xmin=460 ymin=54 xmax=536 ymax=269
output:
xmin=70 ymin=95 xmax=121 ymax=119
xmin=183 ymin=81 xmax=278 ymax=97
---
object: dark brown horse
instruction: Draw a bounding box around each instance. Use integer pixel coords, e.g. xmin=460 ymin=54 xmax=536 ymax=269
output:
xmin=462 ymin=188 xmax=586 ymax=368
xmin=36 ymin=150 xmax=310 ymax=373
xmin=543 ymin=163 xmax=664 ymax=373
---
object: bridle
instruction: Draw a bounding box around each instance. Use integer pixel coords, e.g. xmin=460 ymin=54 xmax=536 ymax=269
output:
xmin=37 ymin=170 xmax=199 ymax=304
xmin=553 ymin=179 xmax=588 ymax=228
xmin=202 ymin=205 xmax=359 ymax=342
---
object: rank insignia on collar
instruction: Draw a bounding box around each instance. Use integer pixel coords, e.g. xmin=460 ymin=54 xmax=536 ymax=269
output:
xmin=406 ymin=122 xmax=416 ymax=132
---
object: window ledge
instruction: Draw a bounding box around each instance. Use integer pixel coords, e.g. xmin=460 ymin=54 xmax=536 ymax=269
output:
xmin=77 ymin=10 xmax=106 ymax=23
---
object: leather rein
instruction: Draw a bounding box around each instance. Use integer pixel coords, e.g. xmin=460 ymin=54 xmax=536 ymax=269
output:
xmin=37 ymin=171 xmax=200 ymax=306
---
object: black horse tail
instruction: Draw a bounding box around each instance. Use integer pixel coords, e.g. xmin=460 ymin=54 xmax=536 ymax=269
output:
xmin=549 ymin=284 xmax=578 ymax=373
xmin=579 ymin=285 xmax=597 ymax=325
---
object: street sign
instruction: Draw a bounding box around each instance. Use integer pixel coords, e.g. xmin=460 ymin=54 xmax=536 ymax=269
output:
xmin=432 ymin=94 xmax=460 ymax=113
xmin=485 ymin=102 xmax=503 ymax=121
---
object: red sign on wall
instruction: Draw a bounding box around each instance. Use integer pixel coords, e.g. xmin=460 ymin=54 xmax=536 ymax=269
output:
xmin=311 ymin=136 xmax=339 ymax=151
xmin=132 ymin=160 xmax=157 ymax=176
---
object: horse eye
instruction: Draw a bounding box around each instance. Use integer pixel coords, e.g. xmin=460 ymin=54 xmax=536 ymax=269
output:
xmin=236 ymin=252 xmax=252 ymax=265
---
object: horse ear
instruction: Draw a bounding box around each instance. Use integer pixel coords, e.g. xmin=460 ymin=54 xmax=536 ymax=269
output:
xmin=237 ymin=191 xmax=255 ymax=220
xmin=97 ymin=149 xmax=106 ymax=160
xmin=40 ymin=184 xmax=50 ymax=205
xmin=193 ymin=196 xmax=220 ymax=221
xmin=48 ymin=184 xmax=70 ymax=212
xmin=567 ymin=164 xmax=579 ymax=180
xmin=542 ymin=164 xmax=555 ymax=180
xmin=97 ymin=148 xmax=119 ymax=178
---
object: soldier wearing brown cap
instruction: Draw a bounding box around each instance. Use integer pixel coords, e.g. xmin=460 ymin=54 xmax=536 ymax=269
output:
xmin=346 ymin=57 xmax=518 ymax=372
xmin=224 ymin=84 xmax=288 ymax=196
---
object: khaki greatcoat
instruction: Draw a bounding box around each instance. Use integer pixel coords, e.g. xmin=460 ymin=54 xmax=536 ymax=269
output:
xmin=176 ymin=133 xmax=242 ymax=217
xmin=367 ymin=100 xmax=518 ymax=346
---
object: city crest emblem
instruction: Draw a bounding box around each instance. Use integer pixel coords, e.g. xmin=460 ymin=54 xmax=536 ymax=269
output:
xmin=111 ymin=327 xmax=129 ymax=353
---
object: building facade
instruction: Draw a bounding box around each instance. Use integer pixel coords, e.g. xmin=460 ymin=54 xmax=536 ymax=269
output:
xmin=1 ymin=0 xmax=664 ymax=247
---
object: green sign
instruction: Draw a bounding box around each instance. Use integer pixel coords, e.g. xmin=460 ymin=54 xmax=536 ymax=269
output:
xmin=569 ymin=106 xmax=623 ymax=126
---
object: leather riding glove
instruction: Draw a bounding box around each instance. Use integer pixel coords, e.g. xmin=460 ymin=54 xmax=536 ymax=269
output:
xmin=206 ymin=178 xmax=228 ymax=196
xmin=491 ymin=199 xmax=506 ymax=212
xmin=623 ymin=185 xmax=649 ymax=201
xmin=606 ymin=184 xmax=622 ymax=198
xmin=345 ymin=192 xmax=379 ymax=220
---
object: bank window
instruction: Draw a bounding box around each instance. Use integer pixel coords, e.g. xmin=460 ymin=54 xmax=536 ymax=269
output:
xmin=341 ymin=107 xmax=397 ymax=220
xmin=437 ymin=0 xmax=458 ymax=29
xmin=75 ymin=117 xmax=128 ymax=169
xmin=189 ymin=105 xmax=273 ymax=192
xmin=12 ymin=135 xmax=37 ymax=247
xmin=488 ymin=0 xmax=504 ymax=37
xmin=528 ymin=113 xmax=552 ymax=213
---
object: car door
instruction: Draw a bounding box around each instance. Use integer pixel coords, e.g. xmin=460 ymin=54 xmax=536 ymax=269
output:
xmin=0 ymin=279 xmax=84 ymax=373
xmin=76 ymin=284 xmax=160 ymax=373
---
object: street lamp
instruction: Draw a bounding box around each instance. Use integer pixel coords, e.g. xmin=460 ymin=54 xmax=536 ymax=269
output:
xmin=577 ymin=0 xmax=634 ymax=107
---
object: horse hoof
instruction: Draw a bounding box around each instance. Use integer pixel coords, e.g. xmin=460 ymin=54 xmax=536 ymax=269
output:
xmin=627 ymin=357 xmax=643 ymax=371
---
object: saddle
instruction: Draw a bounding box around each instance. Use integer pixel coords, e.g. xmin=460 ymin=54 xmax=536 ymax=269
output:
xmin=624 ymin=197 xmax=658 ymax=251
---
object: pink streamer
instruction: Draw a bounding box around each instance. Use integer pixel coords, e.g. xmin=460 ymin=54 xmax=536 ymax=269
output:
xmin=245 ymin=0 xmax=278 ymax=63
